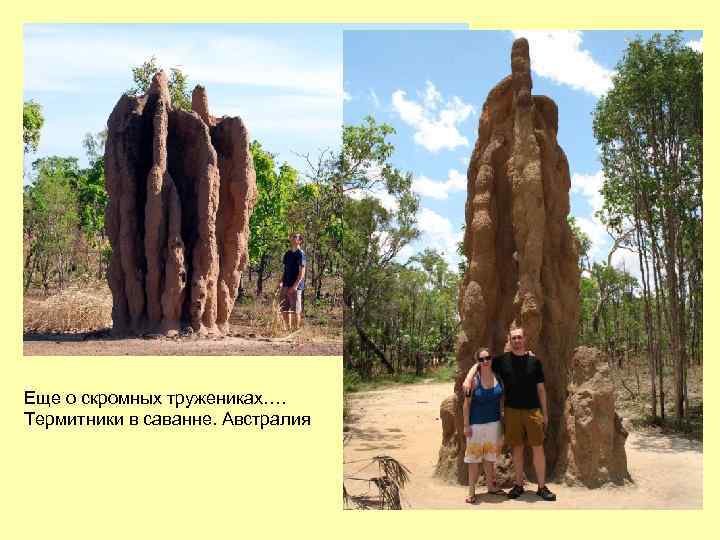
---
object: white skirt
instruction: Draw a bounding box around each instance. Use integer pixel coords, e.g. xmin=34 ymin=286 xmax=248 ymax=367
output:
xmin=464 ymin=420 xmax=503 ymax=463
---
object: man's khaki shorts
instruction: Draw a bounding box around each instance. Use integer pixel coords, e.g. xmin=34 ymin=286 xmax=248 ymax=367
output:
xmin=504 ymin=407 xmax=545 ymax=447
xmin=279 ymin=287 xmax=302 ymax=314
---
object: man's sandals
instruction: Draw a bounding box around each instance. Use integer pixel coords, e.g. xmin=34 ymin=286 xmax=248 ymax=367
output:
xmin=465 ymin=486 xmax=506 ymax=503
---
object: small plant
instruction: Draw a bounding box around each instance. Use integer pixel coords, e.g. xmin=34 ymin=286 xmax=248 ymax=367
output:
xmin=344 ymin=369 xmax=363 ymax=393
xmin=343 ymin=455 xmax=411 ymax=510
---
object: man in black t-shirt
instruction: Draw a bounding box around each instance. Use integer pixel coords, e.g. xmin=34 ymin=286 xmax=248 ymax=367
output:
xmin=463 ymin=327 xmax=556 ymax=501
xmin=277 ymin=232 xmax=306 ymax=331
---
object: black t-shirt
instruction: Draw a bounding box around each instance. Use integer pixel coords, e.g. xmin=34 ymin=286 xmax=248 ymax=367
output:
xmin=282 ymin=249 xmax=306 ymax=289
xmin=491 ymin=352 xmax=544 ymax=409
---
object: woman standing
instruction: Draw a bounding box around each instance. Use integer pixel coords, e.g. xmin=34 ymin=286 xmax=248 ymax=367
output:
xmin=464 ymin=347 xmax=504 ymax=503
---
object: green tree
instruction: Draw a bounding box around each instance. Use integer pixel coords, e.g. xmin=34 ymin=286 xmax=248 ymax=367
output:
xmin=593 ymin=31 xmax=702 ymax=420
xmin=23 ymin=100 xmax=44 ymax=154
xmin=75 ymin=157 xmax=107 ymax=239
xmin=129 ymin=56 xmax=192 ymax=111
xmin=77 ymin=130 xmax=109 ymax=239
xmin=248 ymin=142 xmax=298 ymax=295
xmin=568 ymin=216 xmax=592 ymax=274
xmin=24 ymin=158 xmax=80 ymax=291
xmin=288 ymin=158 xmax=343 ymax=302
xmin=341 ymin=117 xmax=420 ymax=374
xmin=82 ymin=130 xmax=107 ymax=165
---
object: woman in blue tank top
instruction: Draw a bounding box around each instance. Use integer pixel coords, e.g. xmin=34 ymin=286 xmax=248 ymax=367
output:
xmin=463 ymin=347 xmax=504 ymax=503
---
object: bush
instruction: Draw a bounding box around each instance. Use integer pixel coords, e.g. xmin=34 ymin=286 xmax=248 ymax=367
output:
xmin=344 ymin=369 xmax=362 ymax=393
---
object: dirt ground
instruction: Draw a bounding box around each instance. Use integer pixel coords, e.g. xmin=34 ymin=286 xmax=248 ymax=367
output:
xmin=23 ymin=282 xmax=342 ymax=356
xmin=24 ymin=333 xmax=341 ymax=356
xmin=343 ymin=381 xmax=703 ymax=509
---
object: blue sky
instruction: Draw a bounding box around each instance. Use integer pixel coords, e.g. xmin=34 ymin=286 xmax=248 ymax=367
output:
xmin=24 ymin=26 xmax=702 ymax=277
xmin=343 ymin=30 xmax=703 ymax=275
xmin=23 ymin=23 xmax=465 ymax=177
xmin=24 ymin=23 xmax=346 ymax=175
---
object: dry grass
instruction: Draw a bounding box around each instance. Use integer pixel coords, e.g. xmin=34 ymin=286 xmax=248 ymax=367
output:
xmin=610 ymin=358 xmax=703 ymax=440
xmin=230 ymin=273 xmax=343 ymax=342
xmin=230 ymin=288 xmax=343 ymax=342
xmin=24 ymin=282 xmax=112 ymax=334
xmin=23 ymin=274 xmax=343 ymax=344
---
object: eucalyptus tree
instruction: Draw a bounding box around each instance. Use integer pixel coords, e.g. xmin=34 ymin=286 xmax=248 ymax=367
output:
xmin=594 ymin=32 xmax=702 ymax=419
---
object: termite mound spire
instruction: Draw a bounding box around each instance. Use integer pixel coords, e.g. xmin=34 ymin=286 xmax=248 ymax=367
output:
xmin=104 ymin=72 xmax=257 ymax=337
xmin=435 ymin=38 xmax=629 ymax=488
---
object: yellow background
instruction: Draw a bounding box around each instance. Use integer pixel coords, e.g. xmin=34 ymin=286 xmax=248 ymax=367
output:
xmin=2 ymin=2 xmax=712 ymax=538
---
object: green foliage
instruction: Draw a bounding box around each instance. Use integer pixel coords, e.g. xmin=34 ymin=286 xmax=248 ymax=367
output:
xmin=344 ymin=359 xmax=456 ymax=393
xmin=341 ymin=116 xmax=411 ymax=195
xmin=289 ymin=154 xmax=344 ymax=302
xmin=248 ymin=141 xmax=298 ymax=292
xmin=23 ymin=100 xmax=44 ymax=154
xmin=167 ymin=68 xmax=192 ymax=112
xmin=24 ymin=159 xmax=80 ymax=289
xmin=24 ymin=132 xmax=110 ymax=290
xmin=456 ymin=224 xmax=467 ymax=278
xmin=343 ymin=369 xmax=363 ymax=393
xmin=568 ymin=215 xmax=592 ymax=272
xmin=129 ymin=56 xmax=192 ymax=111
xmin=340 ymin=117 xmax=459 ymax=377
xmin=594 ymin=31 xmax=702 ymax=237
xmin=342 ymin=117 xmax=420 ymax=322
xmin=75 ymin=157 xmax=107 ymax=237
xmin=590 ymin=32 xmax=702 ymax=419
xmin=82 ymin=130 xmax=107 ymax=165
xmin=578 ymin=264 xmax=642 ymax=350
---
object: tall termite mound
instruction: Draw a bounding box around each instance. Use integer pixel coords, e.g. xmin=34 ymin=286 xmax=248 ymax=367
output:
xmin=435 ymin=38 xmax=629 ymax=487
xmin=104 ymin=71 xmax=257 ymax=336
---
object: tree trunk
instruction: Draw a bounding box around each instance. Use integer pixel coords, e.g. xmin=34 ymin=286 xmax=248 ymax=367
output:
xmin=355 ymin=322 xmax=395 ymax=374
xmin=256 ymin=252 xmax=269 ymax=296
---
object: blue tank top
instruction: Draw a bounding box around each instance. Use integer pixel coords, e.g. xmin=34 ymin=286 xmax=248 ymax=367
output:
xmin=469 ymin=376 xmax=503 ymax=425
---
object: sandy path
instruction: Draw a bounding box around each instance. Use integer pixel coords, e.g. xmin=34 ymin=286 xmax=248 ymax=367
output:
xmin=24 ymin=335 xmax=341 ymax=356
xmin=344 ymin=381 xmax=702 ymax=509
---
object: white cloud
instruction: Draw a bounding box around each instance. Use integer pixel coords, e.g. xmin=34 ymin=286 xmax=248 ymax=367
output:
xmin=570 ymin=169 xmax=642 ymax=279
xmin=423 ymin=81 xmax=442 ymax=110
xmin=24 ymin=26 xmax=342 ymax=173
xmin=391 ymin=81 xmax=475 ymax=152
xmin=412 ymin=168 xmax=466 ymax=200
xmin=415 ymin=208 xmax=464 ymax=267
xmin=571 ymin=170 xmax=605 ymax=213
xmin=369 ymin=89 xmax=381 ymax=109
xmin=511 ymin=30 xmax=614 ymax=97
xmin=447 ymin=169 xmax=466 ymax=189
xmin=687 ymin=38 xmax=703 ymax=52
xmin=574 ymin=215 xmax=608 ymax=259
xmin=613 ymin=247 xmax=641 ymax=278
xmin=571 ymin=170 xmax=608 ymax=258
xmin=24 ymin=30 xmax=340 ymax=96
xmin=346 ymin=185 xmax=399 ymax=213
xmin=397 ymin=243 xmax=416 ymax=262
xmin=343 ymin=91 xmax=352 ymax=102
xmin=374 ymin=190 xmax=400 ymax=212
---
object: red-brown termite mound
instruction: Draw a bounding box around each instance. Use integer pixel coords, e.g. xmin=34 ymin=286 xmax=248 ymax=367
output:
xmin=104 ymin=72 xmax=257 ymax=337
xmin=435 ymin=39 xmax=629 ymax=488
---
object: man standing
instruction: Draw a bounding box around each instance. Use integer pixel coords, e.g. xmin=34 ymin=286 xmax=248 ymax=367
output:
xmin=278 ymin=232 xmax=306 ymax=331
xmin=463 ymin=327 xmax=556 ymax=501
